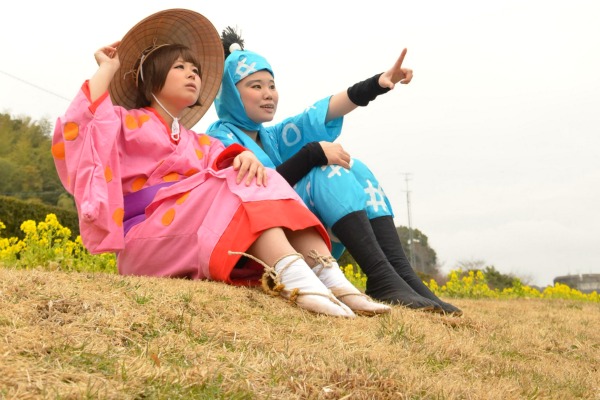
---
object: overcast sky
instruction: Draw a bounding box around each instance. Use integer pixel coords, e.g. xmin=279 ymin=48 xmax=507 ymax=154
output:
xmin=2 ymin=0 xmax=599 ymax=287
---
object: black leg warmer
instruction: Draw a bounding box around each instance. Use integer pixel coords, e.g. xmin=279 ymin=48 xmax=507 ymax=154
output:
xmin=369 ymin=215 xmax=463 ymax=315
xmin=331 ymin=211 xmax=439 ymax=310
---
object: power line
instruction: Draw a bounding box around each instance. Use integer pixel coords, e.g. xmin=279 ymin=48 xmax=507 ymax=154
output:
xmin=0 ymin=69 xmax=70 ymax=102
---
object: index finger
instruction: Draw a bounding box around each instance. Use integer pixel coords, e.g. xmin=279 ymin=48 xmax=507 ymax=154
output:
xmin=236 ymin=161 xmax=249 ymax=184
xmin=395 ymin=48 xmax=408 ymax=69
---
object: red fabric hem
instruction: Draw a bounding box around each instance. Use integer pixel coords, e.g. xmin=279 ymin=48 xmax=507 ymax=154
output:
xmin=82 ymin=81 xmax=109 ymax=114
xmin=209 ymin=200 xmax=330 ymax=286
xmin=213 ymin=143 xmax=247 ymax=170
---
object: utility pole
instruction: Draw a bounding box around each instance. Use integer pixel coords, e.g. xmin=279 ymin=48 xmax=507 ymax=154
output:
xmin=403 ymin=173 xmax=417 ymax=268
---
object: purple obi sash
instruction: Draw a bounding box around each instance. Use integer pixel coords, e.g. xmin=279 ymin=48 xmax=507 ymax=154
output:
xmin=123 ymin=182 xmax=176 ymax=235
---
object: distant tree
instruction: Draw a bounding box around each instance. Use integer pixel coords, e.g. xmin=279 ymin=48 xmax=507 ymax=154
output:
xmin=0 ymin=158 xmax=19 ymax=194
xmin=456 ymin=259 xmax=522 ymax=291
xmin=456 ymin=258 xmax=486 ymax=271
xmin=482 ymin=265 xmax=521 ymax=291
xmin=56 ymin=193 xmax=76 ymax=211
xmin=0 ymin=113 xmax=65 ymax=206
xmin=396 ymin=226 xmax=439 ymax=276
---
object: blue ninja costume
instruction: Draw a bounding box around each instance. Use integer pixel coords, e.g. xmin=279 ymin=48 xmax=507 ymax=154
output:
xmin=207 ymin=49 xmax=394 ymax=258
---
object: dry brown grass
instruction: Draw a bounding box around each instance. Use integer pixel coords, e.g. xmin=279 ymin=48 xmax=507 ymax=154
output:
xmin=1 ymin=267 xmax=599 ymax=400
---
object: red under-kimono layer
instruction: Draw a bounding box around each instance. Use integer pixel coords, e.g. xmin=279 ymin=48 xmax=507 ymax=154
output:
xmin=213 ymin=199 xmax=329 ymax=286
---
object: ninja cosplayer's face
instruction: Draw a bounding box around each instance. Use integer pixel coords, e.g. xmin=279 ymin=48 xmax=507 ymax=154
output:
xmin=236 ymin=70 xmax=279 ymax=124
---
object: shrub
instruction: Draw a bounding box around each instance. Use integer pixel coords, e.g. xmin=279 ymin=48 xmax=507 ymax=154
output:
xmin=0 ymin=214 xmax=116 ymax=273
xmin=1 ymin=214 xmax=598 ymax=303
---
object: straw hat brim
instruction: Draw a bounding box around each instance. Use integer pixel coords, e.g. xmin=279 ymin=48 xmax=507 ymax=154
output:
xmin=108 ymin=9 xmax=224 ymax=129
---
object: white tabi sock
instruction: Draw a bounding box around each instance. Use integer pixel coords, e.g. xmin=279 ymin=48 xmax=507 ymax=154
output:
xmin=273 ymin=254 xmax=354 ymax=317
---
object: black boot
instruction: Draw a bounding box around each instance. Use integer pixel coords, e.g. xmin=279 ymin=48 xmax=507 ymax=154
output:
xmin=331 ymin=211 xmax=439 ymax=311
xmin=369 ymin=216 xmax=463 ymax=316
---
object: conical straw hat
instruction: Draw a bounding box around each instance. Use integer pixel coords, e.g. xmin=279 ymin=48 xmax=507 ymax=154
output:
xmin=108 ymin=8 xmax=224 ymax=129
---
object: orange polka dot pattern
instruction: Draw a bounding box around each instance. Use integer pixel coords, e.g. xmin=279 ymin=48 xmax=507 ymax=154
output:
xmin=113 ymin=208 xmax=124 ymax=227
xmin=51 ymin=103 xmax=230 ymax=255
xmin=161 ymin=208 xmax=176 ymax=226
xmin=163 ymin=172 xmax=179 ymax=182
xmin=176 ymin=192 xmax=190 ymax=205
xmin=125 ymin=115 xmax=138 ymax=130
xmin=51 ymin=142 xmax=65 ymax=160
xmin=198 ymin=135 xmax=211 ymax=146
xmin=63 ymin=122 xmax=79 ymax=141
xmin=105 ymin=167 xmax=113 ymax=182
xmin=131 ymin=177 xmax=147 ymax=192
xmin=138 ymin=115 xmax=151 ymax=126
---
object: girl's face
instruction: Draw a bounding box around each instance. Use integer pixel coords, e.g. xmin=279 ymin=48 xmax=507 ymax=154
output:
xmin=236 ymin=70 xmax=278 ymax=123
xmin=156 ymin=57 xmax=201 ymax=111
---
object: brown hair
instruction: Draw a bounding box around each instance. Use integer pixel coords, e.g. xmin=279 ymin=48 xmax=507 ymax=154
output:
xmin=133 ymin=44 xmax=203 ymax=108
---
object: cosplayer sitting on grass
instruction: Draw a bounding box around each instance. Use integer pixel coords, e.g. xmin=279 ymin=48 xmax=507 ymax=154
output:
xmin=51 ymin=9 xmax=391 ymax=318
xmin=207 ymin=28 xmax=461 ymax=315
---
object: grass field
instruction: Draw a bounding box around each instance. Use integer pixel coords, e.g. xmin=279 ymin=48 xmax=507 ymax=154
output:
xmin=1 ymin=267 xmax=599 ymax=399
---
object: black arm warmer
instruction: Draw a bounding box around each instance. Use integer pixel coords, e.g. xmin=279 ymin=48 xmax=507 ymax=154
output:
xmin=275 ymin=142 xmax=327 ymax=186
xmin=347 ymin=73 xmax=391 ymax=106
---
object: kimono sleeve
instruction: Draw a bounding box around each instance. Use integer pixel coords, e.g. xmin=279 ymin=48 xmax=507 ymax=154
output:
xmin=51 ymin=82 xmax=125 ymax=253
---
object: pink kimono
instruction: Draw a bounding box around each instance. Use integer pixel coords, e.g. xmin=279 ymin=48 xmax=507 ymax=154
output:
xmin=51 ymin=82 xmax=329 ymax=285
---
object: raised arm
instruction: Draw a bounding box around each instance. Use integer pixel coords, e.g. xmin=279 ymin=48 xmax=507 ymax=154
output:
xmin=325 ymin=48 xmax=413 ymax=122
xmin=89 ymin=41 xmax=121 ymax=102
